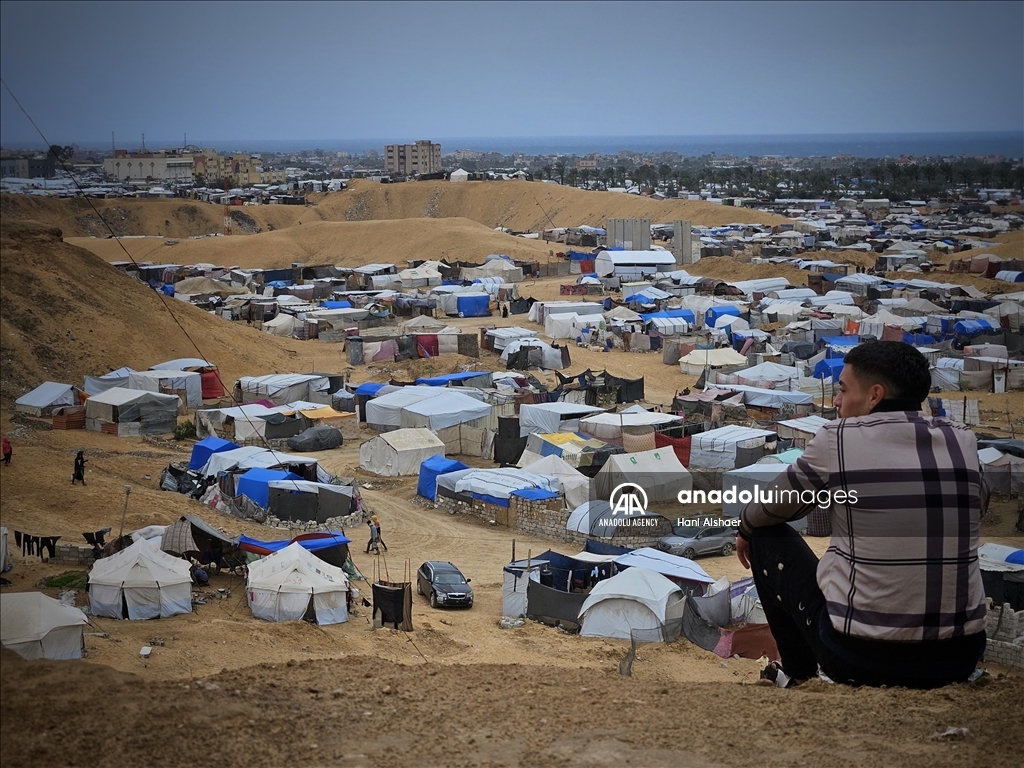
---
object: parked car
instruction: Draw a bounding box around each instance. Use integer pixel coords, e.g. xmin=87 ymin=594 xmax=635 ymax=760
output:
xmin=416 ymin=561 xmax=473 ymax=609
xmin=656 ymin=525 xmax=737 ymax=559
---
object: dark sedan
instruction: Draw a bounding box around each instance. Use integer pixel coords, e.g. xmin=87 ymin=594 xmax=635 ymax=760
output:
xmin=416 ymin=561 xmax=474 ymax=609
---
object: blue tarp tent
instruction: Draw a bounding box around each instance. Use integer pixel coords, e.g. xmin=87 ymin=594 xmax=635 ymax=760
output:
xmin=417 ymin=454 xmax=469 ymax=500
xmin=236 ymin=468 xmax=302 ymax=508
xmin=456 ymin=294 xmax=491 ymax=317
xmin=814 ymin=358 xmax=845 ymax=380
xmin=354 ymin=382 xmax=386 ymax=397
xmin=639 ymin=309 xmax=696 ymax=323
xmin=320 ymin=300 xmax=352 ymax=309
xmin=903 ymin=332 xmax=936 ymax=345
xmin=822 ymin=335 xmax=859 ymax=358
xmin=188 ymin=436 xmax=239 ymax=471
xmin=953 ymin=318 xmax=994 ymax=334
xmin=705 ymin=305 xmax=741 ymax=327
xmin=415 ymin=371 xmax=487 ymax=386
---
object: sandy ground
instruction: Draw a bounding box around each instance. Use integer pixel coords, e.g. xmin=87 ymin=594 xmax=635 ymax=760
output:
xmin=2 ymin=190 xmax=1024 ymax=767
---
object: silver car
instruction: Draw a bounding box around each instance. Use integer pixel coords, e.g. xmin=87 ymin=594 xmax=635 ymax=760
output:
xmin=656 ymin=525 xmax=737 ymax=560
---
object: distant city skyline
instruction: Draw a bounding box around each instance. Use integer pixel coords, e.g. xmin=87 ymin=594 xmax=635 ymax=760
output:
xmin=1 ymin=2 xmax=1021 ymax=148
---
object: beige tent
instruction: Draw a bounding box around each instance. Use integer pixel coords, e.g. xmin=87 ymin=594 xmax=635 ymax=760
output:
xmin=359 ymin=428 xmax=445 ymax=476
xmin=595 ymin=447 xmax=692 ymax=503
xmin=679 ymin=347 xmax=748 ymax=375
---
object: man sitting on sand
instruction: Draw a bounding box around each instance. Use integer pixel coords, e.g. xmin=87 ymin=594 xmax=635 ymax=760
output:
xmin=736 ymin=341 xmax=987 ymax=688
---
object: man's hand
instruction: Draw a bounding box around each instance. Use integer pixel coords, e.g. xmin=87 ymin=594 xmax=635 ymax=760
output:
xmin=736 ymin=535 xmax=751 ymax=570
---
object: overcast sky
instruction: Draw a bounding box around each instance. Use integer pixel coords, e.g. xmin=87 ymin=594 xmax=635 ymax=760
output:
xmin=1 ymin=1 xmax=1021 ymax=149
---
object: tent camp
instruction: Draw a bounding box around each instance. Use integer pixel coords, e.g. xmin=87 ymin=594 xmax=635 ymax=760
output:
xmin=359 ymin=428 xmax=445 ymax=476
xmin=15 ymin=382 xmax=79 ymax=417
xmin=578 ymin=567 xmax=685 ymax=640
xmin=0 ymin=592 xmax=88 ymax=660
xmin=127 ymin=369 xmax=202 ymax=409
xmin=595 ymin=448 xmax=692 ymax=503
xmin=246 ymin=542 xmax=349 ymax=624
xmin=88 ymin=537 xmax=193 ymax=620
xmin=84 ymin=387 xmax=181 ymax=436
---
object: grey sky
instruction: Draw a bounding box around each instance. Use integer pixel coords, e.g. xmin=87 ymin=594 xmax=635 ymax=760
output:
xmin=1 ymin=1 xmax=1021 ymax=148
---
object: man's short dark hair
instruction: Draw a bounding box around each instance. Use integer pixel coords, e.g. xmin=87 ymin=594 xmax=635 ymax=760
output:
xmin=844 ymin=341 xmax=931 ymax=404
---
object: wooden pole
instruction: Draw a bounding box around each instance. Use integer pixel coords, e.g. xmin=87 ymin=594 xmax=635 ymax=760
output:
xmin=118 ymin=485 xmax=132 ymax=540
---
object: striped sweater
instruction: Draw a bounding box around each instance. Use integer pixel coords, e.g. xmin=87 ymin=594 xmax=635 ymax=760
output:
xmin=740 ymin=411 xmax=987 ymax=642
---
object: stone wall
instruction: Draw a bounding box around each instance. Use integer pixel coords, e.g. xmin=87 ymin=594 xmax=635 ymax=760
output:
xmin=51 ymin=543 xmax=94 ymax=566
xmin=984 ymin=599 xmax=1024 ymax=670
xmin=433 ymin=494 xmax=670 ymax=548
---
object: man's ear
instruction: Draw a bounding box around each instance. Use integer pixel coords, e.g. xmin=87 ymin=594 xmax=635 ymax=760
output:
xmin=868 ymin=382 xmax=886 ymax=407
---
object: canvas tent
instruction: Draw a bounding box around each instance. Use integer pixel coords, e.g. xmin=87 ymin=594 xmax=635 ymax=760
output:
xmin=578 ymin=567 xmax=685 ymax=640
xmin=84 ymin=387 xmax=181 ymax=436
xmin=359 ymin=428 xmax=445 ymax=476
xmin=83 ymin=367 xmax=136 ymax=396
xmin=679 ymin=348 xmax=748 ymax=375
xmin=520 ymin=454 xmax=591 ymax=510
xmin=688 ymin=425 xmax=777 ymax=469
xmin=594 ymin=250 xmax=676 ymax=280
xmin=128 ymin=369 xmax=202 ymax=409
xmin=88 ymin=537 xmax=193 ymax=620
xmin=236 ymin=374 xmax=332 ymax=405
xmin=595 ymin=448 xmax=692 ymax=503
xmin=246 ymin=542 xmax=349 ymax=624
xmin=0 ymin=592 xmax=88 ymax=660
xmin=579 ymin=410 xmax=684 ymax=442
xmin=614 ymin=547 xmax=715 ymax=589
xmin=150 ymin=358 xmax=225 ymax=399
xmin=519 ymin=402 xmax=605 ymax=438
xmin=15 ymin=382 xmax=78 ymax=417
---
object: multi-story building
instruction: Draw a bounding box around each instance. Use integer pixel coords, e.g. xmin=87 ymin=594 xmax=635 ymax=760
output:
xmin=384 ymin=140 xmax=442 ymax=176
xmin=0 ymin=152 xmax=56 ymax=179
xmin=104 ymin=147 xmax=286 ymax=187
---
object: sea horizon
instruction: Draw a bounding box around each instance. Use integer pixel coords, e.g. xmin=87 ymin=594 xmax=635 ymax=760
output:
xmin=9 ymin=130 xmax=1022 ymax=161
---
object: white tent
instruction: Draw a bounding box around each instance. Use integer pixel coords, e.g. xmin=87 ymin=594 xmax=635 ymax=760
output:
xmin=0 ymin=592 xmax=88 ymax=660
xmin=0 ymin=526 xmax=10 ymax=573
xmin=399 ymin=390 xmax=492 ymax=431
xmin=237 ymin=374 xmax=332 ymax=405
xmin=88 ymin=538 xmax=193 ymax=620
xmin=578 ymin=567 xmax=685 ymax=640
xmin=15 ymin=381 xmax=78 ymax=416
xmin=450 ymin=168 xmax=470 ymax=183
xmin=365 ymin=386 xmax=446 ymax=429
xmin=262 ymin=313 xmax=298 ymax=337
xmin=545 ymin=311 xmax=603 ymax=340
xmin=519 ymin=402 xmax=604 ymax=438
xmin=246 ymin=542 xmax=349 ymax=624
xmin=594 ymin=448 xmax=692 ymax=503
xmin=520 ymin=454 xmax=590 ymax=509
xmin=614 ymin=548 xmax=715 ymax=585
xmin=594 ymin=250 xmax=677 ymax=280
xmin=199 ymin=445 xmax=323 ymax=479
xmin=127 ymin=369 xmax=202 ymax=409
xmin=359 ymin=428 xmax=445 ymax=476
xmin=486 ymin=326 xmax=538 ymax=351
xmin=579 ymin=410 xmax=683 ymax=441
xmin=679 ymin=348 xmax=748 ymax=375
xmin=688 ymin=425 xmax=777 ymax=469
xmin=502 ymin=558 xmax=548 ymax=617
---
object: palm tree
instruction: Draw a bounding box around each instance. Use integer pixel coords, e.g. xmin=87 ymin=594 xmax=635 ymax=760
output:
xmin=542 ymin=164 xmax=552 ymax=181
xmin=554 ymin=161 xmax=566 ymax=185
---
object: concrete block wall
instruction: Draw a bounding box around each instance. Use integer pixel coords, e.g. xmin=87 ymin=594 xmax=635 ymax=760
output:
xmin=983 ymin=599 xmax=1024 ymax=670
xmin=52 ymin=543 xmax=94 ymax=566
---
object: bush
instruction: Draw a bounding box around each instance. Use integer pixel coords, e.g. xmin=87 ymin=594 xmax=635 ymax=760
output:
xmin=174 ymin=419 xmax=197 ymax=441
xmin=41 ymin=571 xmax=88 ymax=590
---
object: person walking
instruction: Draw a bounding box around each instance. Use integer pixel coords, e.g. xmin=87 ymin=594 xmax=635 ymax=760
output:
xmin=72 ymin=450 xmax=87 ymax=485
xmin=1 ymin=436 xmax=11 ymax=466
xmin=372 ymin=515 xmax=388 ymax=552
xmin=364 ymin=518 xmax=380 ymax=554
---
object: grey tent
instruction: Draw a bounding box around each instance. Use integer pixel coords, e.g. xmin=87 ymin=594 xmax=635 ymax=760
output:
xmin=286 ymin=425 xmax=342 ymax=452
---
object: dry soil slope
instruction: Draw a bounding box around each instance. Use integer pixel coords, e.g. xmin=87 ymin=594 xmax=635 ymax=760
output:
xmin=0 ymin=220 xmax=314 ymax=402
xmin=2 ymin=180 xmax=786 ymax=242
xmin=67 ymin=217 xmax=560 ymax=270
xmin=319 ymin=178 xmax=789 ymax=231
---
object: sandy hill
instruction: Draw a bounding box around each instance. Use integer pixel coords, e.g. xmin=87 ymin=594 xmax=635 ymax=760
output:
xmin=0 ymin=221 xmax=317 ymax=402
xmin=66 ymin=217 xmax=560 ymax=270
xmin=1 ymin=180 xmax=786 ymax=242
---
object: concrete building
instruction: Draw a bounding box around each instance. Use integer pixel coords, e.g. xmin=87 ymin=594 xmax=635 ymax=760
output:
xmin=104 ymin=147 xmax=285 ymax=187
xmin=0 ymin=152 xmax=56 ymax=179
xmin=384 ymin=140 xmax=442 ymax=176
xmin=104 ymin=149 xmax=197 ymax=183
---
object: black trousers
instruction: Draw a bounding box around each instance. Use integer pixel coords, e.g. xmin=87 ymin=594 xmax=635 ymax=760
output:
xmin=749 ymin=524 xmax=985 ymax=688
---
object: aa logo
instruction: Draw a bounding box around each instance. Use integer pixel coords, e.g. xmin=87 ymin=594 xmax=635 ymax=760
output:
xmin=609 ymin=483 xmax=648 ymax=517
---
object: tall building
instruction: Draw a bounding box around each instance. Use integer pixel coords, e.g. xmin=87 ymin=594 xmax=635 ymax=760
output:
xmin=384 ymin=140 xmax=442 ymax=176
